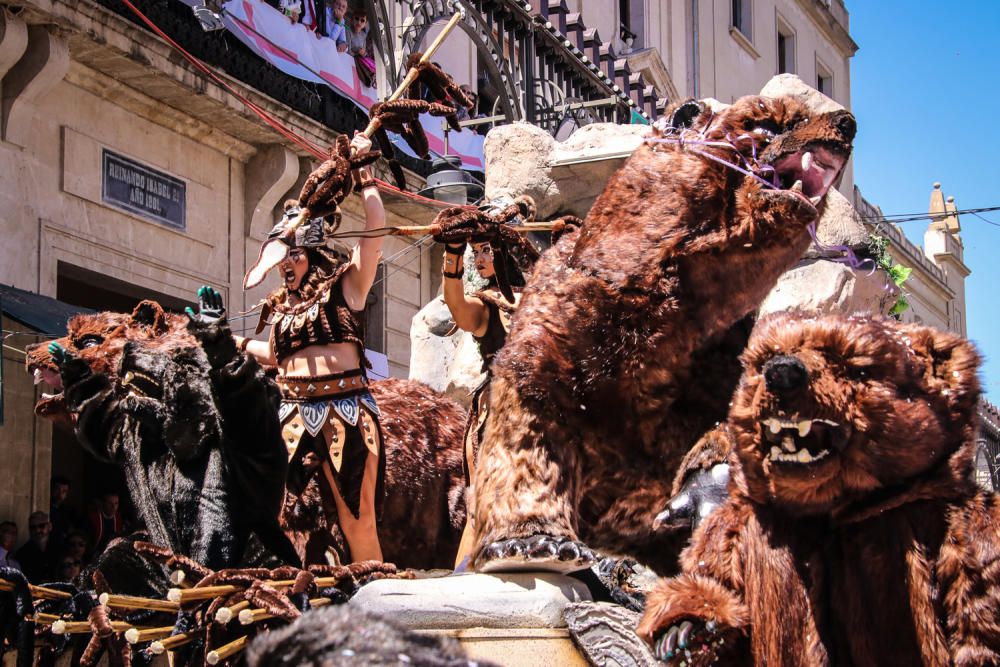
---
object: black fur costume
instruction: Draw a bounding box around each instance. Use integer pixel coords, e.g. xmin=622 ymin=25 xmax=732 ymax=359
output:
xmin=247 ymin=605 xmax=500 ymax=667
xmin=52 ymin=309 xmax=299 ymax=571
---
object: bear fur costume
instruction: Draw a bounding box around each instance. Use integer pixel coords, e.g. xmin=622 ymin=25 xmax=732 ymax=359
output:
xmin=26 ymin=302 xmax=469 ymax=571
xmin=26 ymin=300 xmax=300 ymax=570
xmin=471 ymin=96 xmax=857 ymax=574
xmin=247 ymin=605 xmax=500 ymax=667
xmin=638 ymin=313 xmax=1000 ymax=667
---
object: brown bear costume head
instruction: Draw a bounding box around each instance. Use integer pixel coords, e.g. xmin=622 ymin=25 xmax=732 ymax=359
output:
xmin=730 ymin=313 xmax=980 ymax=517
xmin=570 ymin=95 xmax=856 ymax=303
xmin=25 ymin=301 xmax=192 ymax=422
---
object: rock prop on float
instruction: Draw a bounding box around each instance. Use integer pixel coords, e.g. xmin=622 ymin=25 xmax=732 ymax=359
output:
xmin=563 ymin=602 xmax=660 ymax=667
xmin=759 ymin=186 xmax=899 ymax=318
xmin=757 ymin=74 xmax=897 ymax=318
xmin=348 ymin=572 xmax=591 ymax=630
xmin=759 ymin=256 xmax=899 ymax=318
xmin=760 ymin=73 xmax=846 ymax=114
xmin=484 ymin=121 xmax=652 ymax=220
xmin=408 ymin=295 xmax=485 ymax=408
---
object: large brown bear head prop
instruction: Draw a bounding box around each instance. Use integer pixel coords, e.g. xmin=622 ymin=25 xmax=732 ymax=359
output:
xmin=731 ymin=313 xmax=980 ymax=516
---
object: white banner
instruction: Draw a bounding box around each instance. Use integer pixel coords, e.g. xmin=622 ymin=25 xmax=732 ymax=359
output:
xmin=181 ymin=0 xmax=485 ymax=170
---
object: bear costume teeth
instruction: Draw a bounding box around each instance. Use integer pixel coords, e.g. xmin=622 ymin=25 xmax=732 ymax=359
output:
xmin=760 ymin=417 xmax=851 ymax=465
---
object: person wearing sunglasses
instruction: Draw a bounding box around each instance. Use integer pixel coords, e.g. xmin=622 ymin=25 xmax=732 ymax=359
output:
xmin=347 ymin=9 xmax=376 ymax=87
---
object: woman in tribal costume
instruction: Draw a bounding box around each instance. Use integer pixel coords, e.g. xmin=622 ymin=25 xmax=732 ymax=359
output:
xmin=236 ymin=132 xmax=386 ymax=563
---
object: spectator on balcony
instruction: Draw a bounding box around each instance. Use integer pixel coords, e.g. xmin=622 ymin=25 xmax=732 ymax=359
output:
xmin=301 ymin=0 xmax=320 ymax=32
xmin=456 ymin=85 xmax=479 ymax=120
xmin=456 ymin=85 xmax=488 ymax=135
xmin=348 ymin=8 xmax=376 ymax=87
xmin=62 ymin=530 xmax=90 ymax=569
xmin=57 ymin=556 xmax=82 ymax=583
xmin=279 ymin=0 xmax=303 ymax=23
xmin=319 ymin=0 xmax=349 ymax=52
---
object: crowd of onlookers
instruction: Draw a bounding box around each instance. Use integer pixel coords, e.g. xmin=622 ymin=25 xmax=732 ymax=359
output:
xmin=0 ymin=477 xmax=127 ymax=584
xmin=271 ymin=0 xmax=377 ymax=86
xmin=265 ymin=0 xmax=488 ymax=130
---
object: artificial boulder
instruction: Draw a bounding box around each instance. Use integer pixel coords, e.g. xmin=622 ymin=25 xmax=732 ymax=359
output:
xmin=349 ymin=572 xmax=592 ymax=630
xmin=484 ymin=121 xmax=652 ymax=220
xmin=408 ymin=295 xmax=485 ymax=408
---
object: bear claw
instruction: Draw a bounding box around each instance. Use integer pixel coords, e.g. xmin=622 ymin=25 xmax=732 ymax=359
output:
xmin=476 ymin=535 xmax=596 ymax=574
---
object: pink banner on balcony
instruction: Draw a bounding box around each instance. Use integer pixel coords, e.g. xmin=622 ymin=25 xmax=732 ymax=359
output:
xmin=180 ymin=0 xmax=485 ymax=170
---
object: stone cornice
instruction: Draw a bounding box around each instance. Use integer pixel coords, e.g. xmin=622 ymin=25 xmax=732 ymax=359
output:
xmin=794 ymin=0 xmax=858 ymax=58
xmin=625 ymin=48 xmax=680 ymax=103
xmin=65 ymin=62 xmax=258 ymax=162
xmin=9 ymin=0 xmax=337 ymax=160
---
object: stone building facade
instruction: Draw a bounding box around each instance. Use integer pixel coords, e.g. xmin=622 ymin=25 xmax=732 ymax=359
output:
xmin=853 ymin=182 xmax=970 ymax=335
xmin=0 ymin=0 xmax=866 ymax=530
xmin=0 ymin=0 xmax=440 ymax=532
xmin=516 ymin=0 xmax=858 ymax=187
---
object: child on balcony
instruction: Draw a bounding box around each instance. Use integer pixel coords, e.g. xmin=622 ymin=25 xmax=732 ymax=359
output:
xmin=279 ymin=0 xmax=303 ymax=24
xmin=348 ymin=8 xmax=376 ymax=87
xmin=322 ymin=0 xmax=348 ymax=52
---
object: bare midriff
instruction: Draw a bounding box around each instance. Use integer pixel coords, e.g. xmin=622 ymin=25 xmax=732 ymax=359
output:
xmin=278 ymin=341 xmax=362 ymax=378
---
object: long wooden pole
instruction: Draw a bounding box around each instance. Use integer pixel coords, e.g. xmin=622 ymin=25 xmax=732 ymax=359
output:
xmin=388 ymin=221 xmax=562 ymax=236
xmin=364 ymin=9 xmax=465 ymax=138
xmin=168 ymin=575 xmax=348 ymax=603
xmin=99 ymin=592 xmax=180 ymax=612
xmin=51 ymin=619 xmax=139 ymax=635
xmin=150 ymin=631 xmax=199 ymax=655
xmin=282 ymin=9 xmax=466 ymax=234
xmin=206 ymin=635 xmax=250 ymax=665
xmin=0 ymin=581 xmax=72 ymax=600
xmin=237 ymin=597 xmax=332 ymax=626
xmin=125 ymin=626 xmax=176 ymax=644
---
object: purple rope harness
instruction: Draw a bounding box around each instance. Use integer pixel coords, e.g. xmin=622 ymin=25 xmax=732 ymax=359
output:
xmin=645 ymin=123 xmax=876 ymax=275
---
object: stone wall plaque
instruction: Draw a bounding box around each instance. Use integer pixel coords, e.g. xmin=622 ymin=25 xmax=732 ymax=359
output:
xmin=102 ymin=149 xmax=186 ymax=230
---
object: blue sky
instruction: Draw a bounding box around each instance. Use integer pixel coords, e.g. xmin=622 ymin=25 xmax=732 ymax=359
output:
xmin=849 ymin=1 xmax=1000 ymax=401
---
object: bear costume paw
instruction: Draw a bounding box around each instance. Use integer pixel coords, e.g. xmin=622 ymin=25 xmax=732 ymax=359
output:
xmin=48 ymin=342 xmax=91 ymax=386
xmin=476 ymin=534 xmax=596 ymax=573
xmin=654 ymin=463 xmax=731 ymax=533
xmin=649 ymin=619 xmax=731 ymax=665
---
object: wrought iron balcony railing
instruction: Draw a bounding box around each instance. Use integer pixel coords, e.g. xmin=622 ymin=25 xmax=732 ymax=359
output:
xmin=94 ymin=0 xmax=669 ymax=165
xmin=365 ymin=0 xmax=665 ymax=134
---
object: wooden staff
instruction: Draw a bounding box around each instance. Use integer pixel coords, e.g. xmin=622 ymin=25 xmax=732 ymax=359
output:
xmin=364 ymin=8 xmax=465 ymax=138
xmin=326 ymin=220 xmax=565 ymax=241
xmin=51 ymin=619 xmax=137 ymax=635
xmin=98 ymin=592 xmax=180 ymax=612
xmin=0 ymin=580 xmax=72 ymax=601
xmin=215 ymin=600 xmax=251 ymax=624
xmin=281 ymin=9 xmax=465 ymax=236
xmin=237 ymin=597 xmax=332 ymax=626
xmin=206 ymin=635 xmax=250 ymax=665
xmin=33 ymin=612 xmax=62 ymax=624
xmin=168 ymin=576 xmax=346 ymax=603
xmin=125 ymin=626 xmax=176 ymax=644
xmin=393 ymin=221 xmax=560 ymax=236
xmin=150 ymin=631 xmax=199 ymax=655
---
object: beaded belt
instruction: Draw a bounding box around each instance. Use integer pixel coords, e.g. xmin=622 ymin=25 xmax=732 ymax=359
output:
xmin=277 ymin=369 xmax=368 ymax=402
